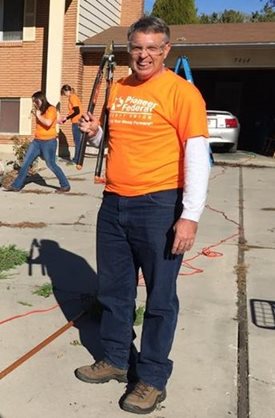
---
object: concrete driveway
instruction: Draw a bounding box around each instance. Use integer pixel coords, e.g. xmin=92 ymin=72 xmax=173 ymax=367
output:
xmin=0 ymin=151 xmax=275 ymax=418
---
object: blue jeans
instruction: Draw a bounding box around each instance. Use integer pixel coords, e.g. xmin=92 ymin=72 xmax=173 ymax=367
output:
xmin=72 ymin=123 xmax=82 ymax=162
xmin=12 ymin=139 xmax=70 ymax=190
xmin=96 ymin=189 xmax=183 ymax=390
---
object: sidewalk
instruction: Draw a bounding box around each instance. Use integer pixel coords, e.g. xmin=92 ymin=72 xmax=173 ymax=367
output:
xmin=213 ymin=149 xmax=275 ymax=168
xmin=0 ymin=151 xmax=275 ymax=418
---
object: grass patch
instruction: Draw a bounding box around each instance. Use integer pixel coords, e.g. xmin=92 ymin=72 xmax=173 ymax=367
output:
xmin=0 ymin=244 xmax=28 ymax=279
xmin=82 ymin=301 xmax=145 ymax=326
xmin=32 ymin=283 xmax=53 ymax=298
xmin=134 ymin=305 xmax=145 ymax=326
xmin=0 ymin=271 xmax=8 ymax=280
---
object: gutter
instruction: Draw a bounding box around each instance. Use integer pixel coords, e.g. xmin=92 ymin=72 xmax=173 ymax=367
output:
xmin=79 ymin=41 xmax=275 ymax=53
xmin=172 ymin=42 xmax=275 ymax=48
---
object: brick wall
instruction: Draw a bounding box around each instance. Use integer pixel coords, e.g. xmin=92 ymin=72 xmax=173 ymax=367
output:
xmin=120 ymin=0 xmax=144 ymax=25
xmin=0 ymin=3 xmax=49 ymax=97
xmin=0 ymin=1 xmax=50 ymax=143
xmin=59 ymin=0 xmax=84 ymax=149
xmin=0 ymin=0 xmax=144 ymax=147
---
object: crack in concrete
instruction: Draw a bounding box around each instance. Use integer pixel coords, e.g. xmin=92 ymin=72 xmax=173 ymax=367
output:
xmin=250 ymin=375 xmax=275 ymax=387
xmin=21 ymin=189 xmax=87 ymax=196
xmin=0 ymin=221 xmax=47 ymax=228
xmin=237 ymin=166 xmax=250 ymax=418
xmin=0 ymin=214 xmax=91 ymax=229
xmin=244 ymin=244 xmax=275 ymax=251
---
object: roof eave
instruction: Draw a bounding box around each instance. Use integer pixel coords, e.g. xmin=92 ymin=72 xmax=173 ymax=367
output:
xmin=80 ymin=41 xmax=275 ymax=53
xmin=173 ymin=42 xmax=275 ymax=48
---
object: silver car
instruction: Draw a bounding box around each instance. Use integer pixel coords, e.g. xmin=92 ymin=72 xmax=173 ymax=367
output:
xmin=207 ymin=110 xmax=240 ymax=153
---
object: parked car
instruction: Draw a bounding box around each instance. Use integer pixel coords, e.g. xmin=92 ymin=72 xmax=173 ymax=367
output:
xmin=207 ymin=110 xmax=240 ymax=153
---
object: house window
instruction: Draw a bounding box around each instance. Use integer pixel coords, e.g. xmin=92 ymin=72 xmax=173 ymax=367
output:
xmin=0 ymin=99 xmax=20 ymax=133
xmin=0 ymin=0 xmax=24 ymax=41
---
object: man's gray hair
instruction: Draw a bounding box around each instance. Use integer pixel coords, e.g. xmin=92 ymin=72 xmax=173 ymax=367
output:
xmin=127 ymin=16 xmax=170 ymax=43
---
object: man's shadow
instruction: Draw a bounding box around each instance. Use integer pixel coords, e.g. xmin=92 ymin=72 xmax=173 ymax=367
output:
xmin=24 ymin=172 xmax=57 ymax=190
xmin=28 ymin=239 xmax=103 ymax=361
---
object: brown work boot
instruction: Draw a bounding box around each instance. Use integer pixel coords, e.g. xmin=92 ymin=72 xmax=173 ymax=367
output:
xmin=74 ymin=360 xmax=127 ymax=384
xmin=121 ymin=381 xmax=166 ymax=414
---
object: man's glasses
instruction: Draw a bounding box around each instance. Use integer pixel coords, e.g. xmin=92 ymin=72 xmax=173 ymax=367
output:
xmin=127 ymin=42 xmax=168 ymax=56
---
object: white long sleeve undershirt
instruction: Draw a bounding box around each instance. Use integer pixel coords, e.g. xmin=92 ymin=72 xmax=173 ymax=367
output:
xmin=87 ymin=126 xmax=103 ymax=147
xmin=181 ymin=136 xmax=211 ymax=222
xmin=89 ymin=131 xmax=211 ymax=222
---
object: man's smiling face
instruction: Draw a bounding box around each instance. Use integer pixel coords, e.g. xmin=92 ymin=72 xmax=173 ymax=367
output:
xmin=128 ymin=31 xmax=171 ymax=82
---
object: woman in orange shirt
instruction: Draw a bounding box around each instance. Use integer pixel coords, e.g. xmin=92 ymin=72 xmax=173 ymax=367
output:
xmin=59 ymin=85 xmax=83 ymax=163
xmin=6 ymin=91 xmax=70 ymax=193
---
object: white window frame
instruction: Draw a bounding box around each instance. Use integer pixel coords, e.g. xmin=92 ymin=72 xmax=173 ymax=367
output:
xmin=0 ymin=0 xmax=36 ymax=42
xmin=23 ymin=0 xmax=36 ymax=41
xmin=0 ymin=98 xmax=21 ymax=134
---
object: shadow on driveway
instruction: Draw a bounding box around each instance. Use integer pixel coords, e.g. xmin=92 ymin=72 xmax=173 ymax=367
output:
xmin=28 ymin=239 xmax=103 ymax=361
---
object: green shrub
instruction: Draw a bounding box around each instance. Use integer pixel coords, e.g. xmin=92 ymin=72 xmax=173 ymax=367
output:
xmin=11 ymin=136 xmax=38 ymax=171
xmin=32 ymin=283 xmax=53 ymax=298
xmin=0 ymin=245 xmax=28 ymax=278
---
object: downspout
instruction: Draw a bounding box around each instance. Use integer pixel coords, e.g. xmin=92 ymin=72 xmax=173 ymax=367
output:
xmin=46 ymin=0 xmax=66 ymax=107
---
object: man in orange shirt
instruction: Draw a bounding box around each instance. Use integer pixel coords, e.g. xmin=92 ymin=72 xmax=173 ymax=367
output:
xmin=59 ymin=85 xmax=83 ymax=163
xmin=5 ymin=91 xmax=70 ymax=193
xmin=76 ymin=17 xmax=211 ymax=414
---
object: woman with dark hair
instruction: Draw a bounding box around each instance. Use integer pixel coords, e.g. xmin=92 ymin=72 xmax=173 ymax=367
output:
xmin=59 ymin=84 xmax=83 ymax=163
xmin=5 ymin=91 xmax=70 ymax=193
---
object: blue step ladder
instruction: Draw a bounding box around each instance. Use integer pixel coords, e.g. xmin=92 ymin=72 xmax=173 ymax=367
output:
xmin=174 ymin=56 xmax=194 ymax=83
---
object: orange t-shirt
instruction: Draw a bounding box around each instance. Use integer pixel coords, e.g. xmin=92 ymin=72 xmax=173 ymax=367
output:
xmin=105 ymin=68 xmax=209 ymax=196
xmin=68 ymin=93 xmax=82 ymax=123
xmin=34 ymin=105 xmax=57 ymax=140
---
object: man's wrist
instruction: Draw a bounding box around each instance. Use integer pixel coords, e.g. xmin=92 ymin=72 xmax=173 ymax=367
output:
xmin=87 ymin=126 xmax=103 ymax=146
xmin=180 ymin=210 xmax=201 ymax=223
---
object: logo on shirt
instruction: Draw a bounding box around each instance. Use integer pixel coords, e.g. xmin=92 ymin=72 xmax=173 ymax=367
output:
xmin=110 ymin=96 xmax=157 ymax=126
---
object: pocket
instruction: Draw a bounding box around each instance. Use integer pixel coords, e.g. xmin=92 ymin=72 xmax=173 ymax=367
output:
xmin=146 ymin=189 xmax=182 ymax=208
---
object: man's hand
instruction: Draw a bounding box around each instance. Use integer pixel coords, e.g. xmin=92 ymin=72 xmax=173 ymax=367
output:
xmin=171 ymin=218 xmax=198 ymax=255
xmin=79 ymin=112 xmax=100 ymax=137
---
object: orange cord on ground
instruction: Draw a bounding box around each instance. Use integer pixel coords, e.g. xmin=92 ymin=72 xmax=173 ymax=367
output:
xmin=1 ymin=164 xmax=243 ymax=378
xmin=138 ymin=200 xmax=240 ymax=284
xmin=0 ymin=304 xmax=59 ymax=326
